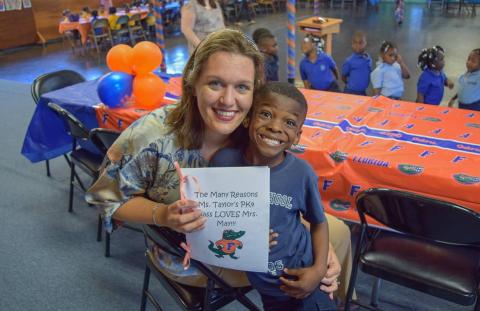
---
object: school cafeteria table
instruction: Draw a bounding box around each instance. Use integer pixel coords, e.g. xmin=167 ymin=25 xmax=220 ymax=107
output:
xmin=21 ymin=84 xmax=480 ymax=221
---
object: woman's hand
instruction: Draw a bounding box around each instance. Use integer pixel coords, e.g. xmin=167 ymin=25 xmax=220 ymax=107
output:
xmin=279 ymin=267 xmax=323 ymax=299
xmin=164 ymin=199 xmax=206 ymax=233
xmin=319 ymin=246 xmax=341 ymax=299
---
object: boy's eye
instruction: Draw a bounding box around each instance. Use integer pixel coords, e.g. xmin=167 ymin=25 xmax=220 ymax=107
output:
xmin=259 ymin=110 xmax=271 ymax=119
xmin=286 ymin=119 xmax=296 ymax=128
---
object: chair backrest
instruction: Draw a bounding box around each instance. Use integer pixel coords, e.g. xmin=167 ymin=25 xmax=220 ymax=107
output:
xmin=129 ymin=13 xmax=142 ymax=25
xmin=31 ymin=70 xmax=86 ymax=104
xmin=116 ymin=15 xmax=130 ymax=28
xmin=47 ymin=102 xmax=90 ymax=140
xmin=89 ymin=128 xmax=120 ymax=155
xmin=91 ymin=18 xmax=111 ymax=35
xmin=356 ymin=188 xmax=480 ymax=246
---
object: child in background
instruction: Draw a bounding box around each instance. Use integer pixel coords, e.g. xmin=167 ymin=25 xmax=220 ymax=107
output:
xmin=341 ymin=31 xmax=372 ymax=95
xmin=108 ymin=6 xmax=120 ymax=30
xmin=253 ymin=28 xmax=279 ymax=82
xmin=394 ymin=0 xmax=404 ymax=25
xmin=371 ymin=41 xmax=410 ymax=100
xmin=98 ymin=5 xmax=106 ymax=17
xmin=300 ymin=35 xmax=340 ymax=91
xmin=416 ymin=46 xmax=454 ymax=105
xmin=81 ymin=7 xmax=91 ymax=20
xmin=90 ymin=10 xmax=104 ymax=35
xmin=449 ymin=49 xmax=480 ymax=111
xmin=211 ymin=81 xmax=336 ymax=311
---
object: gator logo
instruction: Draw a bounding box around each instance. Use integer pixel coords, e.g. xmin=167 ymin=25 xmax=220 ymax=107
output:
xmin=422 ymin=117 xmax=441 ymax=122
xmin=398 ymin=164 xmax=424 ymax=175
xmin=335 ymin=105 xmax=352 ymax=110
xmin=367 ymin=107 xmax=384 ymax=112
xmin=330 ymin=199 xmax=351 ymax=211
xmin=329 ymin=151 xmax=348 ymax=163
xmin=466 ymin=123 xmax=480 ymax=129
xmin=453 ymin=174 xmax=480 ymax=185
xmin=289 ymin=144 xmax=306 ymax=154
xmin=208 ymin=230 xmax=245 ymax=259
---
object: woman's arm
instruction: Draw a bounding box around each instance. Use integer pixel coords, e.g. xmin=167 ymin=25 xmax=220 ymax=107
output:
xmin=181 ymin=4 xmax=201 ymax=49
xmin=114 ymin=196 xmax=207 ymax=233
xmin=448 ymin=93 xmax=458 ymax=107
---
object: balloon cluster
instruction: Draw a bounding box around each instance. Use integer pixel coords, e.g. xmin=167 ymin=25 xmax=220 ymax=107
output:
xmin=97 ymin=42 xmax=167 ymax=109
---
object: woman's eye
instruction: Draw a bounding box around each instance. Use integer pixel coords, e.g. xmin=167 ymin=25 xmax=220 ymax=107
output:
xmin=237 ymin=84 xmax=251 ymax=93
xmin=208 ymin=81 xmax=222 ymax=89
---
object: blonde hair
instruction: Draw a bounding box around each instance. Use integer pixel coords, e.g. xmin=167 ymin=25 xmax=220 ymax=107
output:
xmin=165 ymin=29 xmax=265 ymax=149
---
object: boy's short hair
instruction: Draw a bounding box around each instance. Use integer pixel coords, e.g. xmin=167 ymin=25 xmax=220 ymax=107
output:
xmin=252 ymin=28 xmax=275 ymax=49
xmin=256 ymin=82 xmax=308 ymax=117
xmin=353 ymin=30 xmax=366 ymax=41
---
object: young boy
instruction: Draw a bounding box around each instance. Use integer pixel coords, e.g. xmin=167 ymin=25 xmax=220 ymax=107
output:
xmin=342 ymin=31 xmax=372 ymax=95
xmin=211 ymin=82 xmax=336 ymax=311
xmin=300 ymin=35 xmax=340 ymax=92
xmin=253 ymin=28 xmax=279 ymax=82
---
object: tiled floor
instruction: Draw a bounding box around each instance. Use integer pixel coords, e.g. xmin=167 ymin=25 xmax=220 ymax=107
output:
xmin=1 ymin=3 xmax=478 ymax=104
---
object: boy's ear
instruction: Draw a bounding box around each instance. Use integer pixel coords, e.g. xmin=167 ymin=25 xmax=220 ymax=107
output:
xmin=294 ymin=129 xmax=302 ymax=145
xmin=242 ymin=117 xmax=250 ymax=128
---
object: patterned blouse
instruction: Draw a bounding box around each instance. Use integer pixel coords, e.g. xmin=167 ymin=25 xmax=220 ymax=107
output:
xmin=86 ymin=105 xmax=208 ymax=277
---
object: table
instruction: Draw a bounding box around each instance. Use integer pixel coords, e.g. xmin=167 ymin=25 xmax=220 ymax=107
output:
xmin=22 ymin=86 xmax=480 ymax=222
xmin=297 ymin=17 xmax=342 ymax=55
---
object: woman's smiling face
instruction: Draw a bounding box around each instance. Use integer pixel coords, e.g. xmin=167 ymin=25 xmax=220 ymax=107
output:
xmin=194 ymin=51 xmax=255 ymax=141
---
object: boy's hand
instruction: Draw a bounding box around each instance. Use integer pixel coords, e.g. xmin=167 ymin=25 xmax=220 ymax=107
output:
xmin=269 ymin=229 xmax=278 ymax=250
xmin=279 ymin=267 xmax=323 ymax=299
xmin=448 ymin=98 xmax=456 ymax=107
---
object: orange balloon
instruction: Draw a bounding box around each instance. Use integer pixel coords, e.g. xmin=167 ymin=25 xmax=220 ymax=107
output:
xmin=106 ymin=44 xmax=134 ymax=74
xmin=133 ymin=73 xmax=167 ymax=109
xmin=132 ymin=41 xmax=163 ymax=74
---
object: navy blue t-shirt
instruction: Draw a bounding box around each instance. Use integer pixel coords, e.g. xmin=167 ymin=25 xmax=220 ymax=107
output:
xmin=210 ymin=149 xmax=325 ymax=298
xmin=417 ymin=69 xmax=447 ymax=105
xmin=264 ymin=54 xmax=279 ymax=82
xmin=342 ymin=53 xmax=372 ymax=94
xmin=300 ymin=53 xmax=337 ymax=90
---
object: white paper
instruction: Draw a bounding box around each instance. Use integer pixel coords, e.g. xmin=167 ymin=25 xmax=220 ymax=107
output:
xmin=184 ymin=166 xmax=269 ymax=272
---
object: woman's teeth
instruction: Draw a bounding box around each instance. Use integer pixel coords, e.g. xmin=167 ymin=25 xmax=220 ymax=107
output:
xmin=216 ymin=110 xmax=235 ymax=117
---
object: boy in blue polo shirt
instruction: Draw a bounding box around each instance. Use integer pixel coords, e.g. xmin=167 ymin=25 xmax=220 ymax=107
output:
xmin=416 ymin=46 xmax=454 ymax=105
xmin=253 ymin=28 xmax=279 ymax=82
xmin=449 ymin=49 xmax=480 ymax=111
xmin=342 ymin=31 xmax=372 ymax=95
xmin=211 ymin=82 xmax=336 ymax=311
xmin=300 ymin=35 xmax=339 ymax=92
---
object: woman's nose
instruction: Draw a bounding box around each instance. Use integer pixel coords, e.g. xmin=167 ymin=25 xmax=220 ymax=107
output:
xmin=219 ymin=86 xmax=235 ymax=106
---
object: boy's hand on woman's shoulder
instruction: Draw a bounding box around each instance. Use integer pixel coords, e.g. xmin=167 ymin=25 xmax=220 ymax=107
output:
xmin=278 ymin=266 xmax=323 ymax=299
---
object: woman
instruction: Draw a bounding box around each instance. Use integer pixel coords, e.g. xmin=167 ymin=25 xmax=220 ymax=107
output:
xmin=180 ymin=0 xmax=225 ymax=54
xmin=87 ymin=29 xmax=351 ymax=300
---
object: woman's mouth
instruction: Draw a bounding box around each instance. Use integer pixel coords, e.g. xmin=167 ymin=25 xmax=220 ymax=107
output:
xmin=213 ymin=108 xmax=236 ymax=121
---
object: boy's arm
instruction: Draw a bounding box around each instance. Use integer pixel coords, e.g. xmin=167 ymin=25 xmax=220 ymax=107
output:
xmin=445 ymin=78 xmax=454 ymax=89
xmin=341 ymin=61 xmax=350 ymax=84
xmin=303 ymin=80 xmax=312 ymax=89
xmin=333 ymin=67 xmax=340 ymax=81
xmin=448 ymin=94 xmax=458 ymax=107
xmin=416 ymin=93 xmax=425 ymax=103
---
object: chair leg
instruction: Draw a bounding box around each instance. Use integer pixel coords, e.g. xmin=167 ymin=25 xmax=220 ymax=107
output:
xmin=63 ymin=155 xmax=85 ymax=191
xmin=105 ymin=231 xmax=111 ymax=257
xmin=68 ymin=161 xmax=75 ymax=213
xmin=45 ymin=160 xmax=51 ymax=177
xmin=370 ymin=278 xmax=382 ymax=307
xmin=140 ymin=265 xmax=151 ymax=311
xmin=97 ymin=214 xmax=102 ymax=242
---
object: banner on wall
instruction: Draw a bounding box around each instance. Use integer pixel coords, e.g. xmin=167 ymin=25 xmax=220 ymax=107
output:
xmin=5 ymin=0 xmax=21 ymax=10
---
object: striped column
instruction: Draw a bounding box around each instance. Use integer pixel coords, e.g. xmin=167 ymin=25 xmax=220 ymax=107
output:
xmin=154 ymin=0 xmax=166 ymax=72
xmin=314 ymin=0 xmax=319 ymax=16
xmin=287 ymin=0 xmax=296 ymax=84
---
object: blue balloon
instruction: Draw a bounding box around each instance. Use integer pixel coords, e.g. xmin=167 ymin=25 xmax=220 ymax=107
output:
xmin=97 ymin=72 xmax=133 ymax=108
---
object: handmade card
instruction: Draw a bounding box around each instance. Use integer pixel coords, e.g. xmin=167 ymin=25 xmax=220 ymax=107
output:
xmin=183 ymin=166 xmax=270 ymax=272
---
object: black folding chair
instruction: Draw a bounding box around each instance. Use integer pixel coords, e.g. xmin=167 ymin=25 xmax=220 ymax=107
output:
xmin=31 ymin=70 xmax=86 ymax=177
xmin=89 ymin=128 xmax=143 ymax=257
xmin=47 ymin=103 xmax=104 ymax=213
xmin=141 ymin=225 xmax=261 ymax=311
xmin=345 ymin=188 xmax=480 ymax=311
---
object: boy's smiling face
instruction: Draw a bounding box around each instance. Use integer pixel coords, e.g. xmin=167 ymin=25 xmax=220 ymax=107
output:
xmin=247 ymin=93 xmax=306 ymax=167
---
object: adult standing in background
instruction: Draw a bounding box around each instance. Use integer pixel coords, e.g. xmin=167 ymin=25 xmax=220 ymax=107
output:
xmin=100 ymin=0 xmax=113 ymax=11
xmin=181 ymin=0 xmax=225 ymax=54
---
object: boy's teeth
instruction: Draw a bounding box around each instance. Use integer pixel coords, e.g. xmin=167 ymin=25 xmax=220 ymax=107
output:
xmin=216 ymin=110 xmax=235 ymax=117
xmin=262 ymin=136 xmax=280 ymax=146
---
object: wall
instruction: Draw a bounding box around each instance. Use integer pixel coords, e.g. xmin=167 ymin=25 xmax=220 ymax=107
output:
xmin=0 ymin=8 xmax=37 ymax=50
